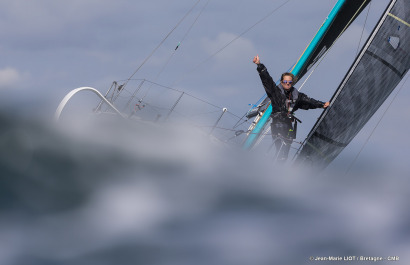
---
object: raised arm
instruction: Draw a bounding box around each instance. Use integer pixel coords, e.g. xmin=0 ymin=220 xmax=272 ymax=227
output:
xmin=253 ymin=55 xmax=260 ymax=65
xmin=253 ymin=55 xmax=276 ymax=102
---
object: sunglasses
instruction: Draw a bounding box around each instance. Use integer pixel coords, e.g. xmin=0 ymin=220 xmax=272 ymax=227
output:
xmin=282 ymin=80 xmax=293 ymax=85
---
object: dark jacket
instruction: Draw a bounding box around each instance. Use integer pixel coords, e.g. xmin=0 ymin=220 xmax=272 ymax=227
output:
xmin=257 ymin=63 xmax=325 ymax=116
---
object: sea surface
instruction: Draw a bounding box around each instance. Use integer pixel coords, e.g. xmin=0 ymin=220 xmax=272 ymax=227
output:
xmin=1 ymin=111 xmax=409 ymax=265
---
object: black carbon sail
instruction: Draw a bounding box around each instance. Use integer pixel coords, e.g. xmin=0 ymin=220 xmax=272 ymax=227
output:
xmin=293 ymin=0 xmax=371 ymax=81
xmin=244 ymin=0 xmax=371 ymax=149
xmin=296 ymin=0 xmax=410 ymax=169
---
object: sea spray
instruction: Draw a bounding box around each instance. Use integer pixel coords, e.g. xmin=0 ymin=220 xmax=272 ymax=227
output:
xmin=0 ymin=112 xmax=409 ymax=265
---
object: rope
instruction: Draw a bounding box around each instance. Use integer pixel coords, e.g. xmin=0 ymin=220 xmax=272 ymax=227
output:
xmin=126 ymin=79 xmax=249 ymax=123
xmin=190 ymin=110 xmax=221 ymax=117
xmin=114 ymin=76 xmax=254 ymax=134
xmin=297 ymin=0 xmax=370 ymax=92
xmin=232 ymin=118 xmax=249 ymax=129
xmin=355 ymin=2 xmax=372 ymax=56
xmin=141 ymin=0 xmax=211 ymax=101
xmin=293 ymin=0 xmax=373 ymax=159
xmin=172 ymin=0 xmax=292 ymax=86
xmin=345 ymin=73 xmax=409 ymax=175
xmin=200 ymin=125 xmax=302 ymax=146
xmin=177 ymin=0 xmax=211 ymax=50
xmin=135 ymin=100 xmax=164 ymax=114
xmin=121 ymin=0 xmax=201 ymax=90
xmin=297 ymin=66 xmax=316 ymax=92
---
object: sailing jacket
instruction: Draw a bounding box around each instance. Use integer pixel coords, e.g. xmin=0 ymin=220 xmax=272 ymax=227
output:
xmin=256 ymin=63 xmax=325 ymax=119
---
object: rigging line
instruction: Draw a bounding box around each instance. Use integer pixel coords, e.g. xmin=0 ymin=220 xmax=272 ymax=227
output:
xmin=165 ymin=107 xmax=212 ymax=129
xmin=179 ymin=91 xmax=221 ymax=109
xmin=136 ymin=104 xmax=161 ymax=115
xmin=290 ymin=3 xmax=330 ymax=74
xmin=297 ymin=66 xmax=317 ymax=92
xmin=225 ymin=110 xmax=250 ymax=123
xmin=295 ymin=0 xmax=379 ymax=158
xmin=123 ymin=78 xmax=184 ymax=93
xmin=254 ymin=121 xmax=272 ymax=147
xmin=178 ymin=0 xmax=211 ymax=49
xmin=141 ymin=102 xmax=170 ymax=115
xmin=141 ymin=51 xmax=177 ymax=101
xmin=122 ymin=0 xmax=201 ymax=90
xmin=297 ymin=0 xmax=397 ymax=159
xmin=344 ymin=73 xmax=409 ymax=175
xmin=140 ymin=78 xmax=169 ymax=101
xmin=205 ymin=125 xmax=304 ymax=146
xmin=136 ymin=97 xmax=172 ymax=112
xmin=118 ymin=78 xmax=247 ymax=120
xmin=232 ymin=112 xmax=248 ymax=129
xmin=134 ymin=100 xmax=160 ymax=111
xmin=355 ymin=2 xmax=372 ymax=57
xmin=142 ymin=0 xmax=211 ymax=100
xmin=122 ymin=78 xmax=221 ymax=108
xmin=297 ymin=0 xmax=370 ymax=92
xmin=168 ymin=109 xmax=207 ymax=128
xmin=171 ymin=0 xmax=292 ymax=86
xmin=235 ymin=119 xmax=251 ymax=129
xmin=233 ymin=115 xmax=249 ymax=129
xmin=190 ymin=109 xmax=221 ymax=117
xmin=195 ymin=124 xmax=302 ymax=144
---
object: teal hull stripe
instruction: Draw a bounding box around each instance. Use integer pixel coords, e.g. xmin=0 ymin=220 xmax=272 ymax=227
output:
xmin=243 ymin=0 xmax=347 ymax=150
xmin=292 ymin=0 xmax=347 ymax=76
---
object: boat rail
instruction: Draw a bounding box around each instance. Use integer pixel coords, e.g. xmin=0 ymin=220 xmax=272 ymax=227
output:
xmin=54 ymin=87 xmax=125 ymax=121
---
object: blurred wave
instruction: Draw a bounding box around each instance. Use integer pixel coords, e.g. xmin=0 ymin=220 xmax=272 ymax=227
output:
xmin=0 ymin=112 xmax=409 ymax=265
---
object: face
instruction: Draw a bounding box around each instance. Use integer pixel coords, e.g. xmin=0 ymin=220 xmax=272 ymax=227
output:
xmin=281 ymin=75 xmax=293 ymax=90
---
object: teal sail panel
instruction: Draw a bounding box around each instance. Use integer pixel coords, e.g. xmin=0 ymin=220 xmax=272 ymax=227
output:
xmin=244 ymin=0 xmax=371 ymax=149
xmin=296 ymin=0 xmax=410 ymax=169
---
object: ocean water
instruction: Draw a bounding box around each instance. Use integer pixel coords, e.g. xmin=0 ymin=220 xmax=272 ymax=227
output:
xmin=1 ymin=112 xmax=409 ymax=265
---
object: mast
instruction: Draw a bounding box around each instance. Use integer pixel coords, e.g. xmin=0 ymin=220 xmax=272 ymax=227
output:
xmin=296 ymin=0 xmax=409 ymax=169
xmin=243 ymin=0 xmax=371 ymax=150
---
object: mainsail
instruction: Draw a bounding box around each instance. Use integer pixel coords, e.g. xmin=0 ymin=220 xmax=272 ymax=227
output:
xmin=243 ymin=0 xmax=371 ymax=149
xmin=296 ymin=0 xmax=410 ymax=169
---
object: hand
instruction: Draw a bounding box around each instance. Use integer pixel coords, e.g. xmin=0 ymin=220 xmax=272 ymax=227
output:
xmin=253 ymin=55 xmax=260 ymax=65
xmin=323 ymin=101 xmax=330 ymax=108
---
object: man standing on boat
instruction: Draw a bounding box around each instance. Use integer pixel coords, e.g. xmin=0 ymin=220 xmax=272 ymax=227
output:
xmin=253 ymin=55 xmax=329 ymax=161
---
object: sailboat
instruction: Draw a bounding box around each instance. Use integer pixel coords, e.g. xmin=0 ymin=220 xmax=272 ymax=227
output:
xmin=243 ymin=0 xmax=409 ymax=169
xmin=295 ymin=0 xmax=410 ymax=169
xmin=243 ymin=0 xmax=372 ymax=150
xmin=55 ymin=0 xmax=409 ymax=170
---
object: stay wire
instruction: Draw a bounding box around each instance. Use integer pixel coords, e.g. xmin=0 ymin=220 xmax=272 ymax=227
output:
xmin=344 ymin=73 xmax=409 ymax=175
xmin=142 ymin=0 xmax=211 ymax=101
xmin=122 ymin=0 xmax=201 ymax=91
xmin=297 ymin=0 xmax=370 ymax=92
xmin=294 ymin=0 xmax=372 ymax=158
xmin=172 ymin=0 xmax=292 ymax=86
xmin=177 ymin=0 xmax=211 ymax=51
xmin=355 ymin=2 xmax=372 ymax=57
xmin=123 ymin=78 xmax=247 ymax=123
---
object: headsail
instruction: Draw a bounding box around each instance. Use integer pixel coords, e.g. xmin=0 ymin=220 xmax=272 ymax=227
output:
xmin=296 ymin=0 xmax=410 ymax=169
xmin=243 ymin=0 xmax=371 ymax=150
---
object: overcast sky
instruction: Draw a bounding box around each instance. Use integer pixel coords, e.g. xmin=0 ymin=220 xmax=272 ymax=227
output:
xmin=0 ymin=0 xmax=408 ymax=171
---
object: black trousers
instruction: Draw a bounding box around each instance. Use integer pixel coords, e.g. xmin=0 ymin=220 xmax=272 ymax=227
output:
xmin=270 ymin=118 xmax=294 ymax=161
